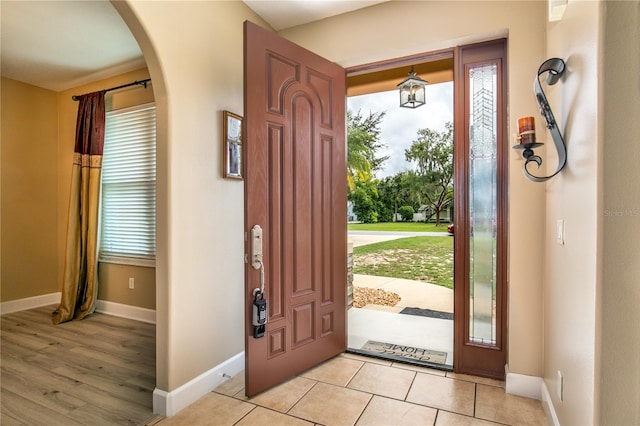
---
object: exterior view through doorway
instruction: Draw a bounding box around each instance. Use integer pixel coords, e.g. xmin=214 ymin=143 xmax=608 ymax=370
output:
xmin=345 ymin=39 xmax=509 ymax=380
xmin=345 ymin=56 xmax=455 ymax=370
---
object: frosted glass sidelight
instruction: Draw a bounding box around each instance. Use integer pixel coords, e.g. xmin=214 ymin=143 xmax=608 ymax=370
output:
xmin=468 ymin=64 xmax=498 ymax=345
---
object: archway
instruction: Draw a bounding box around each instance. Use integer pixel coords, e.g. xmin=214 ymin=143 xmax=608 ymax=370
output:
xmin=111 ymin=1 xmax=169 ymax=412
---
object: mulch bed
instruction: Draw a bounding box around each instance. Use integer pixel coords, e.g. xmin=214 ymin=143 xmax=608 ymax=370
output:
xmin=352 ymin=286 xmax=400 ymax=308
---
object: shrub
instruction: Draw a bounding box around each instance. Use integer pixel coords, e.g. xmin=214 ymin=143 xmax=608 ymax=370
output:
xmin=398 ymin=205 xmax=415 ymax=222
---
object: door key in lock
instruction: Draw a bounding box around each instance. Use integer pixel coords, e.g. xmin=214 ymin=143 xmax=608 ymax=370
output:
xmin=250 ymin=225 xmax=267 ymax=338
xmin=252 ymin=289 xmax=267 ymax=338
xmin=251 ymin=225 xmax=267 ymax=338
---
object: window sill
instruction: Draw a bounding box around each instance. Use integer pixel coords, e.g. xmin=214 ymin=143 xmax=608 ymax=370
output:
xmin=99 ymin=256 xmax=155 ymax=268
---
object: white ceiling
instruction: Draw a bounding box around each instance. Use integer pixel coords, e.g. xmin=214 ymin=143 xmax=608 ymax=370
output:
xmin=243 ymin=0 xmax=388 ymax=31
xmin=0 ymin=0 xmax=387 ymax=92
xmin=0 ymin=1 xmax=145 ymax=91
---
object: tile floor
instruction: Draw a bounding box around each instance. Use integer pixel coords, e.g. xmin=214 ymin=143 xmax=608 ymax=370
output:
xmin=154 ymin=353 xmax=548 ymax=426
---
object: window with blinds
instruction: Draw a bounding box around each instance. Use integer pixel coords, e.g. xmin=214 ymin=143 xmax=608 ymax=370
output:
xmin=100 ymin=103 xmax=156 ymax=265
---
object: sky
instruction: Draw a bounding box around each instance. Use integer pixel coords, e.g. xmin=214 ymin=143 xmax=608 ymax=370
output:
xmin=347 ymin=81 xmax=454 ymax=179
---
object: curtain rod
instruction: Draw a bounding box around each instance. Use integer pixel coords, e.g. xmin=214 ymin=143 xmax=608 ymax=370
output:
xmin=71 ymin=78 xmax=151 ymax=101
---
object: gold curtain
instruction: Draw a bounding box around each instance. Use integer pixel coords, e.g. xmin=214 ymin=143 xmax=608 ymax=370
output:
xmin=53 ymin=91 xmax=105 ymax=324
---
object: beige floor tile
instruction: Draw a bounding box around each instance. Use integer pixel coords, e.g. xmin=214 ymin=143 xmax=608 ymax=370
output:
xmin=435 ymin=410 xmax=502 ymax=425
xmin=341 ymin=352 xmax=393 ymax=366
xmin=235 ymin=406 xmax=313 ymax=426
xmin=391 ymin=362 xmax=448 ymax=376
xmin=446 ymin=372 xmax=505 ymax=388
xmin=300 ymin=356 xmax=364 ymax=386
xmin=406 ymin=373 xmax=475 ymax=416
xmin=158 ymin=393 xmax=254 ymax=426
xmin=245 ymin=376 xmax=316 ymax=413
xmin=214 ymin=371 xmax=245 ymax=396
xmin=288 ymin=382 xmax=372 ymax=425
xmin=347 ymin=363 xmax=416 ymax=400
xmin=475 ymin=384 xmax=548 ymax=426
xmin=234 ymin=389 xmax=249 ymax=401
xmin=356 ymin=395 xmax=437 ymax=426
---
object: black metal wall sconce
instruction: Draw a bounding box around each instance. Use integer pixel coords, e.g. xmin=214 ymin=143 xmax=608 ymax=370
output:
xmin=513 ymin=58 xmax=567 ymax=182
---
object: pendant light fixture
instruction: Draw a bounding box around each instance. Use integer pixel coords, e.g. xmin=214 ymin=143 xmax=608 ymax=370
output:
xmin=398 ymin=66 xmax=427 ymax=108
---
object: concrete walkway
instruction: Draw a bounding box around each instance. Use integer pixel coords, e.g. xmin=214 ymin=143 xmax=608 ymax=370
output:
xmin=354 ymin=274 xmax=453 ymax=314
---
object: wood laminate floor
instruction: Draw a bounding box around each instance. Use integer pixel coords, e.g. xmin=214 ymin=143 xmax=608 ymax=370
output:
xmin=1 ymin=305 xmax=157 ymax=425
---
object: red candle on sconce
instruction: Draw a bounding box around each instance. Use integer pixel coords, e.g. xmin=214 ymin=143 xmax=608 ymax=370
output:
xmin=517 ymin=116 xmax=536 ymax=144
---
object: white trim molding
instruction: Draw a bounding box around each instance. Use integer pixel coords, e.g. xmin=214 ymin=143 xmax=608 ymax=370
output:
xmin=505 ymin=364 xmax=543 ymax=400
xmin=95 ymin=299 xmax=156 ymax=324
xmin=0 ymin=292 xmax=61 ymax=315
xmin=541 ymin=379 xmax=561 ymax=426
xmin=153 ymin=351 xmax=245 ymax=416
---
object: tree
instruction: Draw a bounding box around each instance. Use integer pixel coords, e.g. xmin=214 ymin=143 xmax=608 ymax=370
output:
xmin=377 ymin=171 xmax=422 ymax=222
xmin=347 ymin=110 xmax=389 ymax=191
xmin=405 ymin=122 xmax=454 ymax=227
xmin=348 ymin=176 xmax=379 ymax=223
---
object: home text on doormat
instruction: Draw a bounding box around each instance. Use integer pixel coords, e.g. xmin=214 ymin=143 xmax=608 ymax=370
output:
xmin=361 ymin=340 xmax=447 ymax=365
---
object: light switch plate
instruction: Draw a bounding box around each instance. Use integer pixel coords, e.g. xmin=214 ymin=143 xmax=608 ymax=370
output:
xmin=556 ymin=219 xmax=565 ymax=245
xmin=557 ymin=370 xmax=564 ymax=401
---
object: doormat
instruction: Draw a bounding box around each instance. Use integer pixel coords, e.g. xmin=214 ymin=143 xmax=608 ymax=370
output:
xmin=400 ymin=307 xmax=453 ymax=320
xmin=361 ymin=340 xmax=447 ymax=365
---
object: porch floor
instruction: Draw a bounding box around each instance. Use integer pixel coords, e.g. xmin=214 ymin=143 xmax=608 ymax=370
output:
xmin=348 ymin=307 xmax=454 ymax=369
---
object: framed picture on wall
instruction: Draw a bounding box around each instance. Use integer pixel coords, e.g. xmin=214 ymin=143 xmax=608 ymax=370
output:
xmin=223 ymin=110 xmax=243 ymax=179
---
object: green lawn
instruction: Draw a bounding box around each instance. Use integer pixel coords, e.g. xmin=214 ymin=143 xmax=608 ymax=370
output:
xmin=353 ymin=236 xmax=453 ymax=288
xmin=348 ymin=222 xmax=450 ymax=233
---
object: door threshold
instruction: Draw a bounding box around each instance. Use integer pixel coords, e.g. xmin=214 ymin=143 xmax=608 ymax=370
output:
xmin=346 ymin=348 xmax=453 ymax=372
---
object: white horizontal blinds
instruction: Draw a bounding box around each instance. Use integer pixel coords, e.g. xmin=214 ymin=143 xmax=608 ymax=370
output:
xmin=100 ymin=104 xmax=156 ymax=261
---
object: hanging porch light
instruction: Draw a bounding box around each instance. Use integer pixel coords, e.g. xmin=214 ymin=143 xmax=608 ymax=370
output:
xmin=397 ymin=66 xmax=427 ymax=108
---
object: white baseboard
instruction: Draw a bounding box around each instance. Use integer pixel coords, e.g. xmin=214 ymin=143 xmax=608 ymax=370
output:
xmin=0 ymin=292 xmax=61 ymax=315
xmin=541 ymin=380 xmax=561 ymax=426
xmin=153 ymin=351 xmax=245 ymax=416
xmin=505 ymin=364 xmax=543 ymax=400
xmin=95 ymin=300 xmax=156 ymax=324
xmin=0 ymin=294 xmax=156 ymax=327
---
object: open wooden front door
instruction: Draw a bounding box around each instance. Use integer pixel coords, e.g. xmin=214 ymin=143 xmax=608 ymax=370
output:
xmin=243 ymin=21 xmax=347 ymax=397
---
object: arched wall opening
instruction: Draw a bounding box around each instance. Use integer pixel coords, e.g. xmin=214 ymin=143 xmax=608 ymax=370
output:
xmin=109 ymin=2 xmax=257 ymax=415
xmin=110 ymin=0 xmax=170 ymax=396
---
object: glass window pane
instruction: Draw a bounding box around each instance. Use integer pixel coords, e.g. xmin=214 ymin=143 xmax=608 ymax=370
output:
xmin=468 ymin=64 xmax=497 ymax=345
xmin=101 ymin=104 xmax=157 ymax=261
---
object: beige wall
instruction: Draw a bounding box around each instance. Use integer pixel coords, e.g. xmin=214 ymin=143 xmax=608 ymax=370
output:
xmin=1 ymin=78 xmax=59 ymax=301
xmin=599 ymin=1 xmax=640 ymax=425
xmin=98 ymin=263 xmax=155 ymax=310
xmin=543 ymin=1 xmax=601 ymax=425
xmin=280 ymin=0 xmax=547 ymax=377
